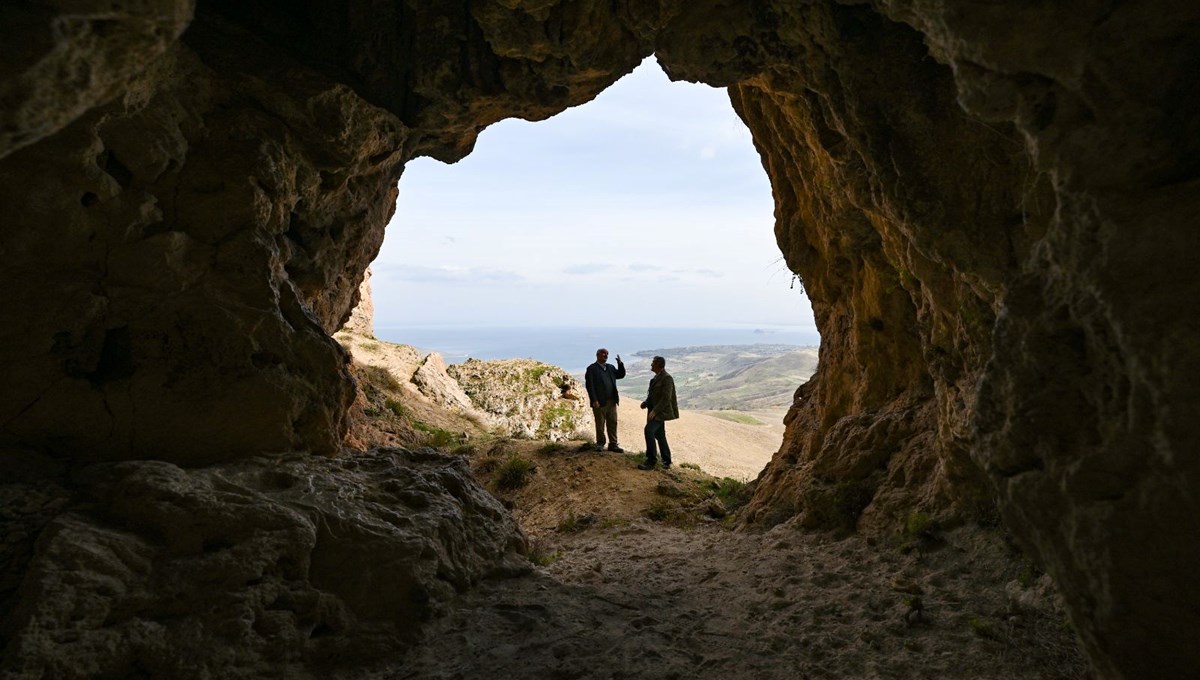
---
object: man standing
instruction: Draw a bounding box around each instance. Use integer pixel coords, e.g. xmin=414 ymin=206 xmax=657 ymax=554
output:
xmin=585 ymin=348 xmax=626 ymax=452
xmin=639 ymin=355 xmax=679 ymax=470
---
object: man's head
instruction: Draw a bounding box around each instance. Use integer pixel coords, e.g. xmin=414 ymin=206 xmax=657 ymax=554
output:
xmin=651 ymin=356 xmax=666 ymax=373
xmin=596 ymin=348 xmax=609 ymax=364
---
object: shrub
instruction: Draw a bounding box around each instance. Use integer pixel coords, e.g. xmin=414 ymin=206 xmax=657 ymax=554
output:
xmin=899 ymin=511 xmax=940 ymax=553
xmin=968 ymin=617 xmax=1000 ymax=640
xmin=557 ymin=511 xmax=596 ymax=533
xmin=903 ymin=511 xmax=934 ymax=538
xmin=413 ymin=421 xmax=457 ymax=448
xmin=528 ymin=541 xmax=559 ymax=566
xmin=645 ymin=501 xmax=672 ymax=522
xmin=714 ymin=477 xmax=752 ymax=511
xmin=384 ymin=398 xmax=406 ymax=418
xmin=538 ymin=441 xmax=567 ymax=455
xmin=679 ymin=462 xmax=702 ymax=472
xmin=495 ymin=454 xmax=536 ymax=490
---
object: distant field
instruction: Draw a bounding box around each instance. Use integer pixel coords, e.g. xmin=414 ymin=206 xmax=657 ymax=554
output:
xmin=706 ymin=411 xmax=765 ymax=425
xmin=624 ymin=344 xmax=819 ymax=411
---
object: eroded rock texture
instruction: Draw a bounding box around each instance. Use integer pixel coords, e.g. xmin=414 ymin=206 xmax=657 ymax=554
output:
xmin=448 ymin=359 xmax=587 ymax=441
xmin=0 ymin=449 xmax=526 ymax=678
xmin=1 ymin=0 xmax=1197 ymax=677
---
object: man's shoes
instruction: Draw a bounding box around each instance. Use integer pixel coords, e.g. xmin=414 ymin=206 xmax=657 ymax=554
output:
xmin=594 ymin=445 xmax=604 ymax=452
xmin=637 ymin=462 xmax=656 ymax=471
xmin=607 ymin=445 xmax=624 ymax=453
xmin=662 ymin=463 xmax=671 ymax=470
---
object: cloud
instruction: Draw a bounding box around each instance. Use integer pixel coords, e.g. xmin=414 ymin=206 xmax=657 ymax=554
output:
xmin=694 ymin=268 xmax=724 ymax=278
xmin=628 ymin=263 xmax=661 ymax=272
xmin=700 ymin=145 xmax=717 ymax=159
xmin=387 ymin=265 xmax=524 ymax=284
xmin=562 ymin=263 xmax=614 ymax=275
xmin=475 ymin=268 xmax=524 ymax=282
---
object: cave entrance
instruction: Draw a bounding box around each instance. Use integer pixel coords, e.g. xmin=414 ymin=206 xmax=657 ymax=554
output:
xmin=354 ymin=58 xmax=819 ymax=480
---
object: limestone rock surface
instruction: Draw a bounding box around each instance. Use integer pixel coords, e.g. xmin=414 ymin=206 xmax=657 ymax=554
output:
xmin=412 ymin=352 xmax=495 ymax=426
xmin=0 ymin=449 xmax=527 ymax=679
xmin=448 ymin=359 xmax=587 ymax=441
xmin=342 ymin=268 xmax=375 ymax=337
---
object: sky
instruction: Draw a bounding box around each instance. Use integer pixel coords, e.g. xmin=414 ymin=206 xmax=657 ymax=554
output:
xmin=371 ymin=57 xmax=815 ymax=331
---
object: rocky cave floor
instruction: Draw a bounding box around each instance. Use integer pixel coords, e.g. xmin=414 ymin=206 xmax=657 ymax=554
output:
xmin=381 ymin=446 xmax=1090 ymax=680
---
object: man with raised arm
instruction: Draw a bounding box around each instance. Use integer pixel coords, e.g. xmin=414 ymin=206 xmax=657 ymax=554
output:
xmin=584 ymin=347 xmax=626 ymax=452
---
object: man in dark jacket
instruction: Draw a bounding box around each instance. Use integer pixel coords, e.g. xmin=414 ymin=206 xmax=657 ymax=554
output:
xmin=584 ymin=348 xmax=626 ymax=452
xmin=639 ymin=355 xmax=679 ymax=470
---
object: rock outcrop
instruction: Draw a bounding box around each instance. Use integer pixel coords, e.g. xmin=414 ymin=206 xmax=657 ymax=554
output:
xmin=1 ymin=0 xmax=1197 ymax=676
xmin=0 ymin=449 xmax=526 ymax=678
xmin=448 ymin=359 xmax=587 ymax=442
xmin=412 ymin=352 xmax=493 ymax=425
xmin=342 ymin=268 xmax=375 ymax=337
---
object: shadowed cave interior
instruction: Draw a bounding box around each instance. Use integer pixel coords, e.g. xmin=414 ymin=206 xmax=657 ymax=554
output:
xmin=0 ymin=1 xmax=1197 ymax=678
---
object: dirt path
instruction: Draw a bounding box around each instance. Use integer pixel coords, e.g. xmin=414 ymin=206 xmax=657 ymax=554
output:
xmin=381 ymin=442 xmax=1086 ymax=680
xmin=334 ymin=343 xmax=1087 ymax=679
xmin=388 ymin=519 xmax=1085 ymax=679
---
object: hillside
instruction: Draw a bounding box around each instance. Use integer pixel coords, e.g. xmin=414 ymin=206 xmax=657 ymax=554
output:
xmin=622 ymin=344 xmax=819 ymax=411
xmin=331 ymin=334 xmax=1084 ymax=680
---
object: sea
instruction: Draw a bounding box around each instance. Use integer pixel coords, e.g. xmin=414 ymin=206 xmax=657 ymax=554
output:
xmin=374 ymin=325 xmax=821 ymax=373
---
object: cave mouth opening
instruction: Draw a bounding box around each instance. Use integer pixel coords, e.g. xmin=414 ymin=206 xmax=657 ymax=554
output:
xmin=357 ymin=57 xmax=820 ymax=479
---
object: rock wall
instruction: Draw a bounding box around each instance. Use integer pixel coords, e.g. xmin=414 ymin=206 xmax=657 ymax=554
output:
xmin=0 ymin=449 xmax=527 ymax=678
xmin=1 ymin=0 xmax=1197 ymax=676
xmin=342 ymin=267 xmax=375 ymax=337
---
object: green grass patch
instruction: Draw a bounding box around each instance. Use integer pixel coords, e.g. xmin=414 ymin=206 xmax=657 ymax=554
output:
xmin=903 ymin=511 xmax=934 ymax=538
xmin=710 ymin=411 xmax=764 ymax=425
xmin=623 ymin=452 xmax=647 ymax=466
xmin=538 ymin=441 xmax=568 ymax=455
xmin=898 ymin=510 xmax=940 ymax=553
xmin=539 ymin=403 xmax=577 ymax=436
xmin=384 ymin=398 xmax=406 ymax=418
xmin=529 ymin=544 xmax=559 ymax=566
xmin=679 ymin=462 xmax=702 ymax=472
xmin=968 ymin=617 xmax=1000 ymax=640
xmin=361 ymin=342 xmax=379 ymax=351
xmin=644 ymin=501 xmax=672 ymax=522
xmin=1017 ymin=558 xmax=1046 ymax=589
xmin=714 ymin=477 xmax=752 ymax=511
xmin=525 ymin=365 xmax=550 ymax=382
xmin=556 ymin=511 xmax=596 ymax=533
xmin=413 ymin=421 xmax=457 ymax=448
xmin=495 ymin=454 xmax=536 ymax=490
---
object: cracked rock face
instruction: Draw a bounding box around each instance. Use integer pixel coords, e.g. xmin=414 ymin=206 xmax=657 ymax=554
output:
xmin=1 ymin=449 xmax=527 ymax=678
xmin=0 ymin=0 xmax=1197 ymax=676
xmin=447 ymin=359 xmax=587 ymax=442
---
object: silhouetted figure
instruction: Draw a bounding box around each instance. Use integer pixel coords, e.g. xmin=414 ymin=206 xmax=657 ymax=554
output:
xmin=639 ymin=355 xmax=678 ymax=470
xmin=584 ymin=348 xmax=625 ymax=452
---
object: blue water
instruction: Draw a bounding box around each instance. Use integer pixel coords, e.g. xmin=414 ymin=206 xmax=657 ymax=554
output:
xmin=375 ymin=326 xmax=821 ymax=373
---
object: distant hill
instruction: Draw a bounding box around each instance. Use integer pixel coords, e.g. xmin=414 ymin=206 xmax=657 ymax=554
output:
xmin=625 ymin=344 xmax=819 ymax=411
